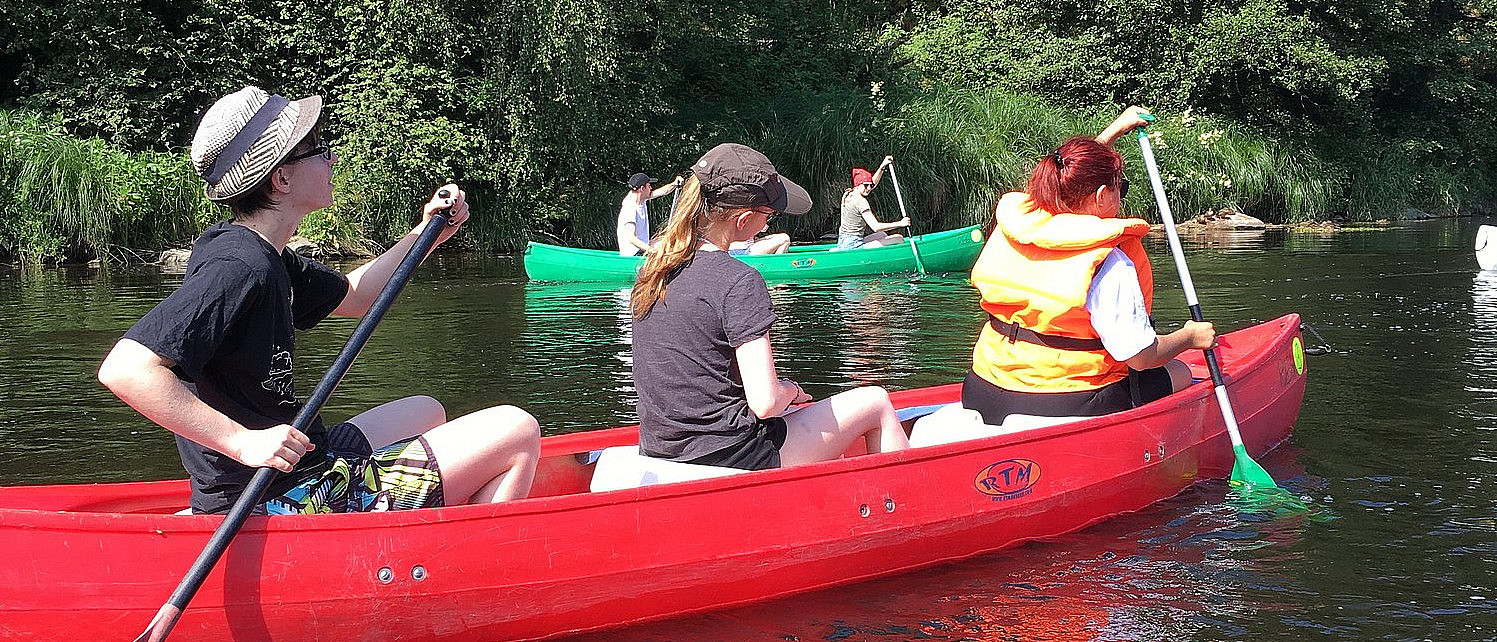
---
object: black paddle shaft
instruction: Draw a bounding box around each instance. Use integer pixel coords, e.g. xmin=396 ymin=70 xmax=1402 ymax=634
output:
xmin=143 ymin=195 xmax=455 ymax=641
xmin=1187 ymin=302 xmax=1229 ymax=389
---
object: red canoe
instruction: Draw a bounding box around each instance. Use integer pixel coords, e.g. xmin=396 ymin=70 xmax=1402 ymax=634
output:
xmin=0 ymin=314 xmax=1308 ymax=641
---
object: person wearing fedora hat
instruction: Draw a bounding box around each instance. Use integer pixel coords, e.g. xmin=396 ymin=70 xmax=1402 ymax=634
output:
xmin=628 ymin=143 xmax=910 ymax=472
xmin=836 ymin=154 xmax=909 ymax=250
xmin=617 ymin=171 xmax=684 ymax=256
xmin=98 ymin=86 xmax=540 ymax=515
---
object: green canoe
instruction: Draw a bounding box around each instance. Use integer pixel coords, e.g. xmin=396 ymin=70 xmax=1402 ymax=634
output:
xmin=523 ymin=225 xmax=987 ymax=283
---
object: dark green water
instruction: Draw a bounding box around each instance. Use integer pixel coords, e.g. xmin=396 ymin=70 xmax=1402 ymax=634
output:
xmin=2 ymin=219 xmax=1495 ymax=640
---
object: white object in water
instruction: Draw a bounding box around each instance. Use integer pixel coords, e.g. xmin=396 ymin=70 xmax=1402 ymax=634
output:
xmin=589 ymin=445 xmax=748 ymax=492
xmin=908 ymin=403 xmax=1085 ymax=448
xmin=1478 ymin=225 xmax=1497 ymax=271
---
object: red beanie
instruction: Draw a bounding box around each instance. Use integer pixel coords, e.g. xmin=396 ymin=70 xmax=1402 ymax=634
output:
xmin=851 ymin=168 xmax=874 ymax=185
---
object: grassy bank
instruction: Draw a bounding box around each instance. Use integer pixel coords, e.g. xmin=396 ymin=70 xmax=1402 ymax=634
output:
xmin=0 ymin=112 xmax=214 ymax=264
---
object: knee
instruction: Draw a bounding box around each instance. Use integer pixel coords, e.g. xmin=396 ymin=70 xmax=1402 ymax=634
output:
xmin=472 ymin=405 xmax=541 ymax=451
xmin=845 ymin=385 xmax=892 ymax=408
xmin=1166 ymin=360 xmax=1193 ymax=392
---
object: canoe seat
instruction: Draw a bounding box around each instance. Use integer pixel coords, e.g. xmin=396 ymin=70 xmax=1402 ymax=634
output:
xmin=589 ymin=446 xmax=749 ymax=493
xmin=908 ymin=404 xmax=1086 ymax=448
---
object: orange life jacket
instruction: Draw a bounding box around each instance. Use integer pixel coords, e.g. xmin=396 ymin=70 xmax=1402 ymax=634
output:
xmin=970 ymin=192 xmax=1155 ymax=392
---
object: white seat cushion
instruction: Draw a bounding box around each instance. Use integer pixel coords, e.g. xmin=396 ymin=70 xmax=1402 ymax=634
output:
xmin=909 ymin=405 xmax=1087 ymax=448
xmin=589 ymin=445 xmax=749 ymax=492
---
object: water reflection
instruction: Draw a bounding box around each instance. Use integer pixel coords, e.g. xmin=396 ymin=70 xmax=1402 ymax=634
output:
xmin=1468 ymin=271 xmax=1497 ymax=424
xmin=1177 ymin=227 xmax=1268 ymax=253
xmin=519 ymin=282 xmax=636 ymax=433
xmin=830 ymin=280 xmax=923 ymax=387
xmin=565 ymin=483 xmax=1306 ymax=642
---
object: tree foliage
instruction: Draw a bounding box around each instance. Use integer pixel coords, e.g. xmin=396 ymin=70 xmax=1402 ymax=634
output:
xmin=898 ymin=0 xmax=1497 ymax=215
xmin=0 ymin=0 xmax=1493 ymax=263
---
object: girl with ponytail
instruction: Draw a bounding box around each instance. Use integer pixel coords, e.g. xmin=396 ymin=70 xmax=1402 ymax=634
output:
xmin=962 ymin=107 xmax=1217 ymax=425
xmin=631 ymin=143 xmax=910 ymax=471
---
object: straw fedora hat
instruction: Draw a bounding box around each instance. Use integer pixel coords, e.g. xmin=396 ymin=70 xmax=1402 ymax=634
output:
xmin=190 ymin=86 xmax=322 ymax=202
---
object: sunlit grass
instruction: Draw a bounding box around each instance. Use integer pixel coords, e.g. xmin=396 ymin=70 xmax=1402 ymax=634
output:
xmin=0 ymin=111 xmax=214 ymax=264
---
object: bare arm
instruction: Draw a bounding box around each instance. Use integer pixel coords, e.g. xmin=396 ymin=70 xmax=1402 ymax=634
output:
xmin=97 ymin=339 xmax=312 ymax=471
xmin=1123 ymin=321 xmax=1215 ymax=371
xmin=649 ymin=176 xmax=683 ymax=200
xmin=620 ymin=222 xmax=653 ymax=252
xmin=736 ymin=334 xmax=811 ymax=418
xmin=335 ymin=185 xmax=470 ymax=318
xmin=1096 ymin=106 xmax=1152 ymax=148
xmin=861 ymin=211 xmax=911 ymax=233
xmin=868 ymin=155 xmax=894 ymax=187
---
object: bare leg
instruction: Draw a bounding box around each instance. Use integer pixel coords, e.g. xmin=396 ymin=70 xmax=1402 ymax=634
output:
xmin=348 ymin=395 xmax=446 ymax=448
xmin=750 ymin=233 xmax=792 ymax=255
xmin=422 ymin=405 xmax=541 ymax=504
xmin=1165 ymin=359 xmax=1194 ymax=392
xmin=859 ymin=232 xmax=900 ymax=249
xmin=777 ymin=386 xmax=910 ymax=466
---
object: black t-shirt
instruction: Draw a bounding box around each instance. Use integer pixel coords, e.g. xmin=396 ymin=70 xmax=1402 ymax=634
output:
xmin=123 ymin=221 xmax=349 ymax=513
xmin=633 ymin=250 xmax=777 ymax=460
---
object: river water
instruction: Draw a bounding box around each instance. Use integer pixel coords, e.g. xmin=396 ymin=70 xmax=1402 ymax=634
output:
xmin=2 ymin=218 xmax=1494 ymax=640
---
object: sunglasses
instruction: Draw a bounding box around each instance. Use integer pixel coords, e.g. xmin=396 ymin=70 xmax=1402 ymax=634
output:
xmin=286 ymin=143 xmax=332 ymax=163
xmin=1117 ymin=176 xmax=1130 ymax=199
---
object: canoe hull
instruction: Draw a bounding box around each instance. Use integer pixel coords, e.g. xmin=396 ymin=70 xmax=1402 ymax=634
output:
xmin=0 ymin=315 xmax=1307 ymax=641
xmin=523 ymin=225 xmax=987 ymax=282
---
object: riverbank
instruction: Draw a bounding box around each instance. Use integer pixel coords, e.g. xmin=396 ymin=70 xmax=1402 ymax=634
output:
xmin=5 ymin=90 xmax=1494 ymax=268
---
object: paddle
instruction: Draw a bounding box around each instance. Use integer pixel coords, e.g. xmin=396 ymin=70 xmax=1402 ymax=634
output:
xmin=134 ymin=189 xmax=459 ymax=642
xmin=1132 ymin=120 xmax=1279 ymax=490
xmin=885 ymin=161 xmax=927 ymax=274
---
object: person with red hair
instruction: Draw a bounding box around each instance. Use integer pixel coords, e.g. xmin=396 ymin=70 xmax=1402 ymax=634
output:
xmin=962 ymin=107 xmax=1216 ymax=425
xmin=836 ymin=155 xmax=909 ymax=249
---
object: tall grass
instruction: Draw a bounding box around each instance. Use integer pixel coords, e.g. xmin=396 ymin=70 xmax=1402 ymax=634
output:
xmin=746 ymin=88 xmax=1340 ymax=235
xmin=0 ymin=111 xmax=215 ymax=264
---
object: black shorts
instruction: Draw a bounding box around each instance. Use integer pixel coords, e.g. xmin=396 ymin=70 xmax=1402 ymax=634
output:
xmin=686 ymin=417 xmax=789 ymax=471
xmin=961 ymin=367 xmax=1174 ymax=426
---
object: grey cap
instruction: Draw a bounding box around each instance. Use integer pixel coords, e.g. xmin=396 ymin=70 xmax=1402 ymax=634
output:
xmin=628 ymin=172 xmax=657 ymax=189
xmin=693 ymin=143 xmax=811 ymax=214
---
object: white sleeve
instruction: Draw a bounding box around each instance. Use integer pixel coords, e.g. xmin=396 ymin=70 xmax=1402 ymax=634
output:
xmin=1086 ymin=248 xmax=1157 ymax=361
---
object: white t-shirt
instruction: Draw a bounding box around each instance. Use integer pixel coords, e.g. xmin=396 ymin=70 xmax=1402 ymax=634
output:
xmin=1085 ymin=248 xmax=1157 ymax=361
xmin=617 ymin=193 xmax=650 ymax=256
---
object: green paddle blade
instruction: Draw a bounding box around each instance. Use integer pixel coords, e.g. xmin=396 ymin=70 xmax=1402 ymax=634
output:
xmin=1225 ymin=481 xmax=1325 ymax=518
xmin=1230 ymin=443 xmax=1279 ymax=488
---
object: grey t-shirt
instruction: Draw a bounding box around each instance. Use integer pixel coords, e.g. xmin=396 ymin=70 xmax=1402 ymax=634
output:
xmin=839 ymin=190 xmax=872 ymax=237
xmin=633 ymin=250 xmax=777 ymax=461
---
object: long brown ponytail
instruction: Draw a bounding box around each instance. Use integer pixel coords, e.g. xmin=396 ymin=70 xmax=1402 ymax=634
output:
xmin=631 ymin=175 xmax=734 ymax=318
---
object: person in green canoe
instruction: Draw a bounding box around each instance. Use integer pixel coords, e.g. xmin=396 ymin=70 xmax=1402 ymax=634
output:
xmin=617 ymin=172 xmax=684 ymax=256
xmin=630 ymin=143 xmax=910 ymax=470
xmin=97 ymin=86 xmax=541 ymax=515
xmin=836 ymin=154 xmax=909 ymax=250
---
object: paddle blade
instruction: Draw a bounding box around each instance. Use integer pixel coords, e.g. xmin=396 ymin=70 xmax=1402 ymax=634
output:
xmin=1229 ymin=443 xmax=1279 ymax=489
